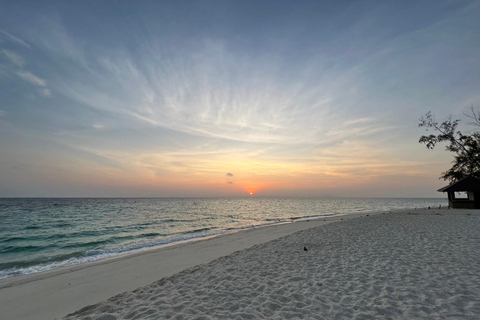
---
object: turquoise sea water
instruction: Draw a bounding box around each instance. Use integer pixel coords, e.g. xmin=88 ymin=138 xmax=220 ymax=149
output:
xmin=0 ymin=197 xmax=447 ymax=279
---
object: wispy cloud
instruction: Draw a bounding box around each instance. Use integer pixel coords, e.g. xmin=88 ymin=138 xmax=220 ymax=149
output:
xmin=32 ymin=16 xmax=87 ymax=67
xmin=2 ymin=49 xmax=24 ymax=67
xmin=14 ymin=70 xmax=51 ymax=97
xmin=16 ymin=71 xmax=46 ymax=87
xmin=56 ymin=38 xmax=370 ymax=147
xmin=41 ymin=88 xmax=51 ymax=97
xmin=0 ymin=110 xmax=5 ymax=117
xmin=0 ymin=29 xmax=30 ymax=48
xmin=326 ymin=117 xmax=395 ymax=139
xmin=1 ymin=48 xmax=51 ymax=97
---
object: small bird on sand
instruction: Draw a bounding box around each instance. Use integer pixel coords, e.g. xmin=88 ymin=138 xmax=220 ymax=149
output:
xmin=304 ymin=246 xmax=308 ymax=251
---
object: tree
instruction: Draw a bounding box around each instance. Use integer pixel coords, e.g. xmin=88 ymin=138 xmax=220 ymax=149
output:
xmin=419 ymin=108 xmax=480 ymax=183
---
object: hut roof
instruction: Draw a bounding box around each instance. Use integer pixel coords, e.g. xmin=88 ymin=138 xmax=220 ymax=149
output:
xmin=437 ymin=176 xmax=480 ymax=192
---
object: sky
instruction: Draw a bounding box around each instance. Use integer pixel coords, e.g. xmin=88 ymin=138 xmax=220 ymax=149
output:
xmin=0 ymin=0 xmax=479 ymax=198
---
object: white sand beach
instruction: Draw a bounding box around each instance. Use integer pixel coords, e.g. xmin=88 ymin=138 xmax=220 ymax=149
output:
xmin=1 ymin=208 xmax=479 ymax=319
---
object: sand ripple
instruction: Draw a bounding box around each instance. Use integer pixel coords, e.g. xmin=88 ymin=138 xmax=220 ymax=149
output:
xmin=65 ymin=212 xmax=480 ymax=319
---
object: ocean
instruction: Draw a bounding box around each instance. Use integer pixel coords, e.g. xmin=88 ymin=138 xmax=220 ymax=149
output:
xmin=0 ymin=197 xmax=447 ymax=280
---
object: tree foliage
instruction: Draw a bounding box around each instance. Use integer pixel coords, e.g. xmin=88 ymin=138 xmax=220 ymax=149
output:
xmin=419 ymin=108 xmax=480 ymax=183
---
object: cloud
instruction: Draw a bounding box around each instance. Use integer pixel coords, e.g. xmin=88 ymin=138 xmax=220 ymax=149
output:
xmin=16 ymin=71 xmax=46 ymax=87
xmin=2 ymin=50 xmax=24 ymax=67
xmin=2 ymin=51 xmax=51 ymax=97
xmin=92 ymin=124 xmax=105 ymax=130
xmin=56 ymin=38 xmax=351 ymax=145
xmin=32 ymin=16 xmax=87 ymax=66
xmin=226 ymin=173 xmax=234 ymax=185
xmin=0 ymin=29 xmax=31 ymax=48
xmin=41 ymin=88 xmax=51 ymax=97
xmin=0 ymin=110 xmax=5 ymax=117
xmin=15 ymin=71 xmax=51 ymax=97
xmin=326 ymin=117 xmax=395 ymax=139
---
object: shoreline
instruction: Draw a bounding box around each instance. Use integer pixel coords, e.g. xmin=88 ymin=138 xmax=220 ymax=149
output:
xmin=0 ymin=209 xmax=388 ymax=320
xmin=0 ymin=209 xmax=397 ymax=284
xmin=1 ymin=207 xmax=471 ymax=319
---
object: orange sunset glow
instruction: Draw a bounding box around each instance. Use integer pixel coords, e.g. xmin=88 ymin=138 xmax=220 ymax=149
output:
xmin=0 ymin=0 xmax=476 ymax=198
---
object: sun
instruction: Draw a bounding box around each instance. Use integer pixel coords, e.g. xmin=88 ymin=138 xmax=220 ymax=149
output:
xmin=249 ymin=192 xmax=253 ymax=195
